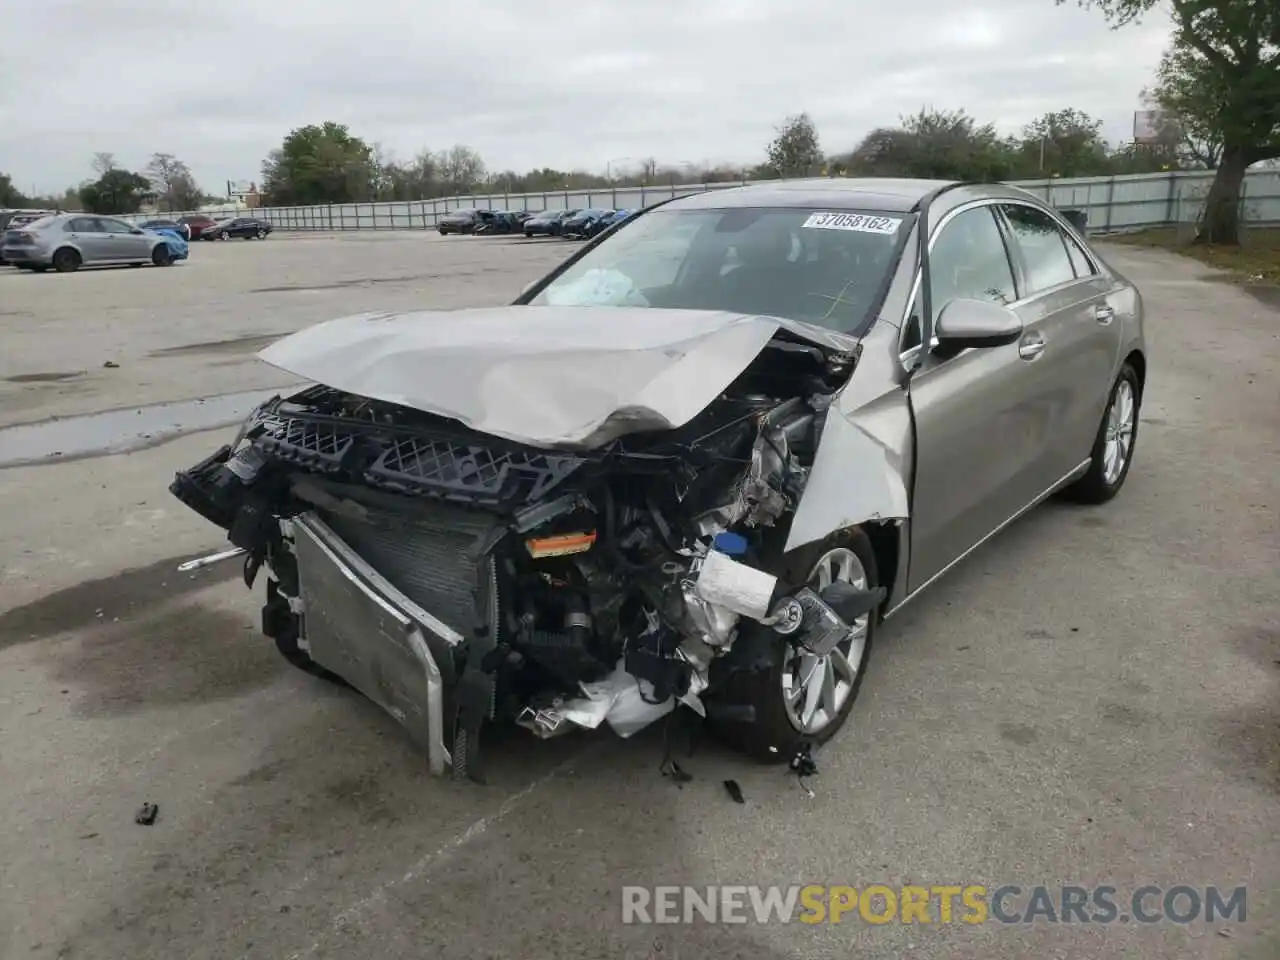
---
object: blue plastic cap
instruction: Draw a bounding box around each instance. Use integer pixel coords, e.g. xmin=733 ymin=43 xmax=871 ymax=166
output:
xmin=712 ymin=532 xmax=749 ymax=556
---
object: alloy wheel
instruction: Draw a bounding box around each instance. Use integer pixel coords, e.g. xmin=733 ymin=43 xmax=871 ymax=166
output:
xmin=1103 ymin=379 xmax=1135 ymax=485
xmin=781 ymin=547 xmax=869 ymax=735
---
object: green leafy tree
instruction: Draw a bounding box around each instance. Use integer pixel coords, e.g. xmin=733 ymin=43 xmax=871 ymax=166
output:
xmin=764 ymin=112 xmax=824 ymax=177
xmin=1060 ymin=0 xmax=1280 ymax=244
xmin=0 ymin=172 xmax=29 ymax=206
xmin=847 ymin=108 xmax=1015 ymax=180
xmin=1016 ymin=108 xmax=1112 ymax=177
xmin=79 ymin=169 xmax=154 ymax=214
xmin=260 ymin=122 xmax=375 ymax=205
xmin=1146 ymin=39 xmax=1227 ymax=169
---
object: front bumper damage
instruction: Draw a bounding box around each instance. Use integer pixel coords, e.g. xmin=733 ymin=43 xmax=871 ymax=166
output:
xmin=284 ymin=513 xmax=457 ymax=776
xmin=171 ymin=305 xmax=904 ymax=781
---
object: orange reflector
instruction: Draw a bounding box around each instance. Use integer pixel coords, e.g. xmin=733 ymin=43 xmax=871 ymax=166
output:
xmin=525 ymin=531 xmax=597 ymax=558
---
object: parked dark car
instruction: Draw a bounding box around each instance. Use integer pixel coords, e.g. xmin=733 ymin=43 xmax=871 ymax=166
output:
xmin=473 ymin=211 xmax=525 ymax=235
xmin=561 ymin=209 xmax=614 ymax=239
xmin=178 ymin=214 xmax=219 ymax=240
xmin=140 ymin=218 xmax=191 ymax=241
xmin=438 ymin=209 xmax=495 ymax=235
xmin=523 ymin=209 xmax=578 ymax=237
xmin=583 ymin=208 xmax=634 ymax=239
xmin=202 ymin=217 xmax=273 ymax=240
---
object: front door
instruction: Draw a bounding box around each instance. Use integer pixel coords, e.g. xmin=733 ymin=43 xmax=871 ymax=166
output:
xmin=97 ymin=217 xmax=150 ymax=260
xmin=905 ymin=203 xmax=1044 ymax=593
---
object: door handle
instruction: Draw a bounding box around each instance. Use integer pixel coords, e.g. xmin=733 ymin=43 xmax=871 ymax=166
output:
xmin=1094 ymin=304 xmax=1115 ymax=325
xmin=1018 ymin=334 xmax=1046 ymax=361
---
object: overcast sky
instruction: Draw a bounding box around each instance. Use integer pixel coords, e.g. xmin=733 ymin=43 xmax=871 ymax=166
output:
xmin=2 ymin=0 xmax=1173 ymax=195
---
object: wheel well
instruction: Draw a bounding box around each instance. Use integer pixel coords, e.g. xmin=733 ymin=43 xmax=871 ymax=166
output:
xmin=54 ymin=245 xmax=79 ymax=260
xmin=1125 ymin=349 xmax=1146 ymax=396
xmin=863 ymin=521 xmax=900 ymax=618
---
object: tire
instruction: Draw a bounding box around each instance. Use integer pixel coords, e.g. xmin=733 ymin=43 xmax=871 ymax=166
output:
xmin=1059 ymin=361 xmax=1141 ymax=505
xmin=52 ymin=248 xmax=81 ymax=273
xmin=525 ymin=231 xmax=533 ymax=238
xmin=255 ymin=228 xmax=266 ymax=239
xmin=151 ymin=245 xmax=174 ymax=267
xmin=710 ymin=527 xmax=879 ymax=762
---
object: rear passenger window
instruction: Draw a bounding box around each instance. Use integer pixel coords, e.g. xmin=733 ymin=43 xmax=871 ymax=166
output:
xmin=1063 ymin=231 xmax=1095 ymax=278
xmin=1001 ymin=205 xmax=1076 ymax=293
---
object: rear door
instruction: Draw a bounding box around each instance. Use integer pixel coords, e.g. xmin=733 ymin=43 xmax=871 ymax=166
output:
xmin=66 ymin=217 xmax=111 ymax=261
xmin=995 ymin=203 xmax=1121 ymax=487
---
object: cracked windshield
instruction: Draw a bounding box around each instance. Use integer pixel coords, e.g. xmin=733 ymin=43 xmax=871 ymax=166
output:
xmin=532 ymin=208 xmax=904 ymax=332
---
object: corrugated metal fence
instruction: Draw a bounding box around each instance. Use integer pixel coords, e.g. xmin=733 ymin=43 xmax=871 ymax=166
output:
xmin=123 ymin=169 xmax=1280 ymax=236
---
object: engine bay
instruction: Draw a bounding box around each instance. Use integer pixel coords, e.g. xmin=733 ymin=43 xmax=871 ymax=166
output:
xmin=169 ymin=333 xmax=887 ymax=777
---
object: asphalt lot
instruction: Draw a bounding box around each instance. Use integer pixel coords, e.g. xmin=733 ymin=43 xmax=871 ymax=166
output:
xmin=0 ymin=232 xmax=1276 ymax=960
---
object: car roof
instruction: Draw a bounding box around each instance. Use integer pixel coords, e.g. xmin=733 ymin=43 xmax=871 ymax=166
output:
xmin=661 ymin=177 xmax=1042 ymax=214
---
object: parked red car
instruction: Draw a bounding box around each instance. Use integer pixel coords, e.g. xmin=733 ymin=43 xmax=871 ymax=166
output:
xmin=178 ymin=214 xmax=219 ymax=240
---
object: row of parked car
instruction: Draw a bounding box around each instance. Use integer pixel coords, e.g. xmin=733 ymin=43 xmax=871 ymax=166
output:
xmin=137 ymin=214 xmax=274 ymax=241
xmin=0 ymin=208 xmax=273 ymax=274
xmin=437 ymin=207 xmax=636 ymax=239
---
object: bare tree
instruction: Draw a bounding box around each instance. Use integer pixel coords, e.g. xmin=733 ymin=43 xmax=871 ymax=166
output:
xmin=91 ymin=152 xmax=117 ymax=176
xmin=145 ymin=153 xmax=203 ymax=212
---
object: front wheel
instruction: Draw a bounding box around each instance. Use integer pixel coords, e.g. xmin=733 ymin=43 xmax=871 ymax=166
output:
xmin=711 ymin=528 xmax=879 ymax=761
xmin=255 ymin=228 xmax=266 ymax=239
xmin=152 ymin=245 xmax=174 ymax=267
xmin=1059 ymin=362 xmax=1141 ymax=504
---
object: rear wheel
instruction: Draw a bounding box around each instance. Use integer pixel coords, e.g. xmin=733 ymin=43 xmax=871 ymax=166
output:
xmin=52 ymin=248 xmax=81 ymax=273
xmin=255 ymin=228 xmax=266 ymax=239
xmin=711 ymin=528 xmax=878 ymax=761
xmin=1059 ymin=362 xmax=1140 ymax=504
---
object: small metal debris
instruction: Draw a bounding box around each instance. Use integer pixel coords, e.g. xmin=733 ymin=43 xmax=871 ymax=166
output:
xmin=135 ymin=802 xmax=159 ymax=826
xmin=723 ymin=779 xmax=745 ymax=804
xmin=103 ymin=361 xmax=120 ymax=369
xmin=790 ymin=742 xmax=819 ymax=797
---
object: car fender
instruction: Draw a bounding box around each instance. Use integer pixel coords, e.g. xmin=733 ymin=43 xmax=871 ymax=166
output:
xmin=783 ymin=400 xmax=912 ymax=554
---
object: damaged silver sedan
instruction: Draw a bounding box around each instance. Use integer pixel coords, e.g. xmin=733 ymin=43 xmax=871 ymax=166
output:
xmin=170 ymin=179 xmax=1147 ymax=781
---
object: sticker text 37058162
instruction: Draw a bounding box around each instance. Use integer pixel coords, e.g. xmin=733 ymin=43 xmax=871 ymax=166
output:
xmin=801 ymin=212 xmax=902 ymax=234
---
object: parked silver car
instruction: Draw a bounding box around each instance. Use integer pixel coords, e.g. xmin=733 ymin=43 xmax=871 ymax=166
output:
xmin=169 ymin=178 xmax=1146 ymax=781
xmin=2 ymin=213 xmax=180 ymax=272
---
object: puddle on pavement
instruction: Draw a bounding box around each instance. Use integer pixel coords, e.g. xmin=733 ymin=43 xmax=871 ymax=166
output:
xmin=0 ymin=388 xmax=286 ymax=468
xmin=4 ymin=371 xmax=85 ymax=383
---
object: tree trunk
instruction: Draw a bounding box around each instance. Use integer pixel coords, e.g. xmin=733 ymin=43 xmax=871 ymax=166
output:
xmin=1195 ymin=145 xmax=1249 ymax=246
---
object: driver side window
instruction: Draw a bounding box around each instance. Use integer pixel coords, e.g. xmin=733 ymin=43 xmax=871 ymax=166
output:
xmin=98 ymin=218 xmax=135 ymax=234
xmin=903 ymin=205 xmax=1017 ymax=350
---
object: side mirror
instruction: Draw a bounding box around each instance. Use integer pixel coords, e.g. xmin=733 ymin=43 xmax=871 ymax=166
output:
xmin=934 ymin=298 xmax=1022 ymax=350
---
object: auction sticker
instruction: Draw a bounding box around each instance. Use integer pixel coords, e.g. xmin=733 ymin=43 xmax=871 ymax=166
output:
xmin=801 ymin=212 xmax=902 ymax=234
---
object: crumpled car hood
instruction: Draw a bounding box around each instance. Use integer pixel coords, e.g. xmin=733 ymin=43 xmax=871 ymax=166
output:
xmin=257 ymin=305 xmax=858 ymax=447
